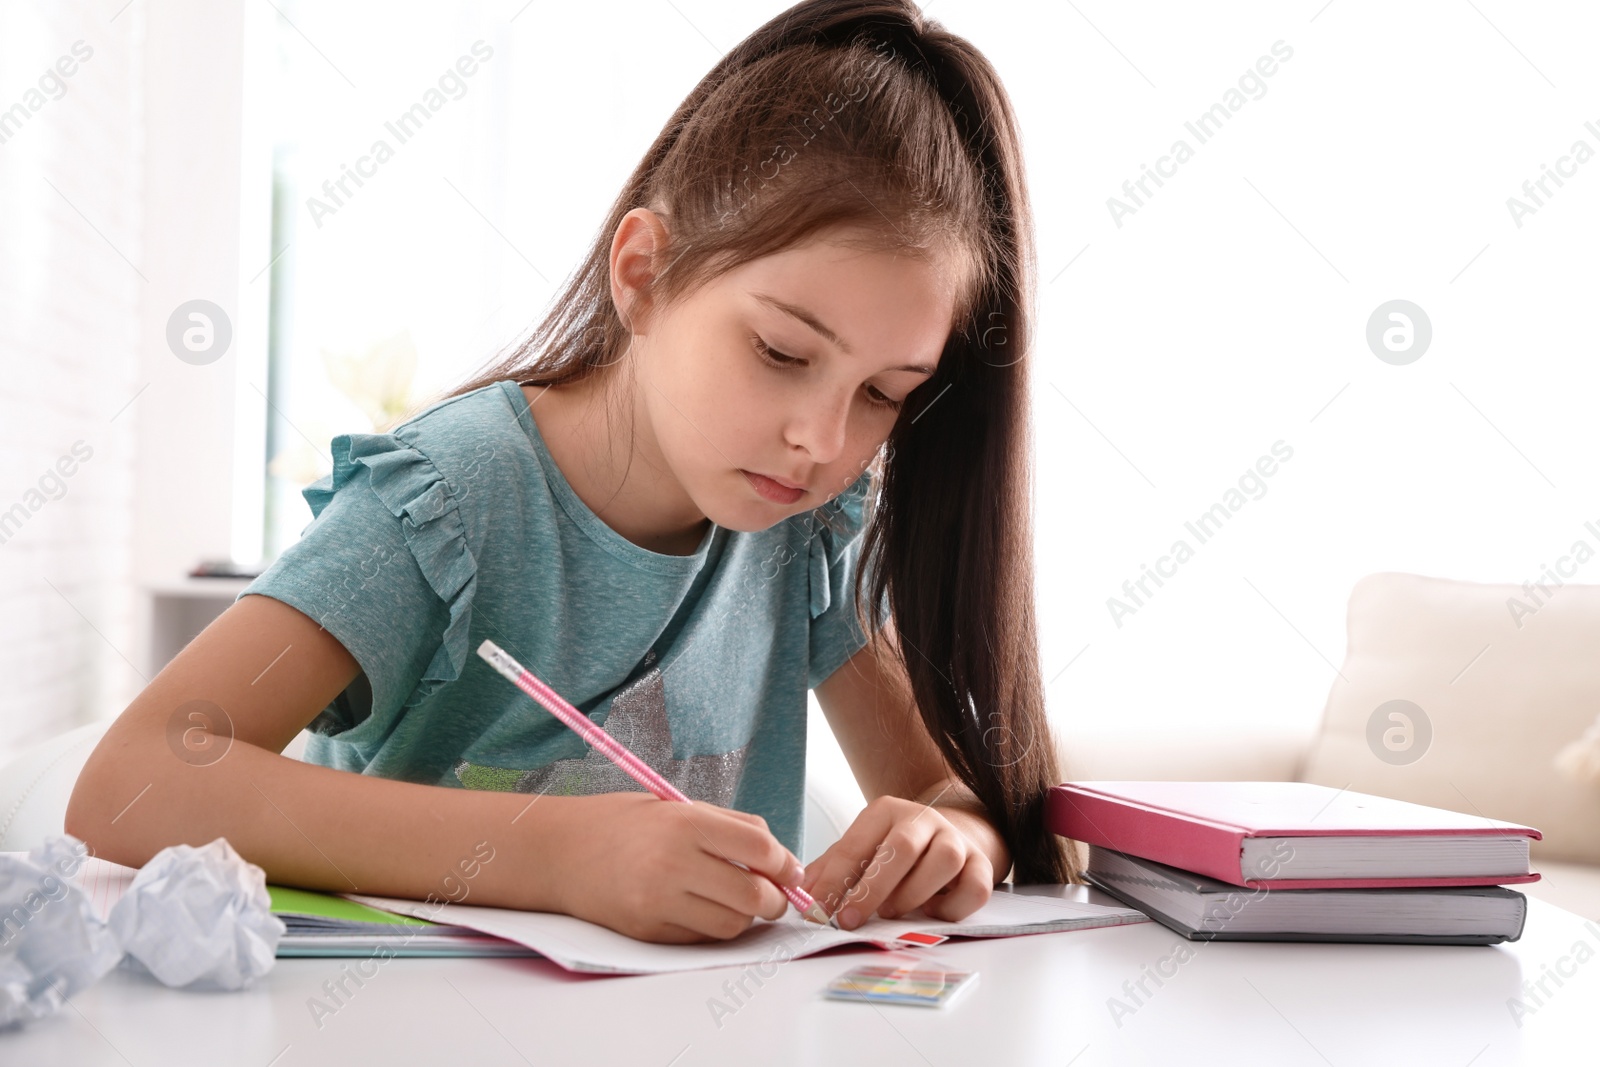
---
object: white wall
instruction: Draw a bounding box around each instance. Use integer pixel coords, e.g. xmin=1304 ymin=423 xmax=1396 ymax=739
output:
xmin=0 ymin=0 xmax=258 ymax=764
xmin=1001 ymin=3 xmax=1600 ymax=745
xmin=0 ymin=3 xmax=144 ymax=760
xmin=130 ymin=0 xmax=255 ymax=590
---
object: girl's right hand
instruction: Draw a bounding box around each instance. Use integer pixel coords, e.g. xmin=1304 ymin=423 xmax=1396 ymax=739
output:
xmin=545 ymin=792 xmax=807 ymax=943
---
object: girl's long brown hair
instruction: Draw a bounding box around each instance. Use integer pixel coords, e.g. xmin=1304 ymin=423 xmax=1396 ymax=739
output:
xmin=444 ymin=0 xmax=1073 ymax=884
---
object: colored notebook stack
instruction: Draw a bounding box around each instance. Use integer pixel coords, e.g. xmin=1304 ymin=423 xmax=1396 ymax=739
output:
xmin=266 ymin=885 xmax=539 ymax=958
xmin=64 ymin=855 xmax=538 ymax=958
xmin=1046 ymin=781 xmax=1542 ymax=945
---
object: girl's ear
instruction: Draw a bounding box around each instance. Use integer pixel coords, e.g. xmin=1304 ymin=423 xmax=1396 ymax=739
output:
xmin=608 ymin=207 xmax=671 ymax=333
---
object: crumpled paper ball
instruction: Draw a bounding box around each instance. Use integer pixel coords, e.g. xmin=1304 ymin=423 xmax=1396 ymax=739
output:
xmin=0 ymin=837 xmax=123 ymax=1029
xmin=108 ymin=837 xmax=286 ymax=991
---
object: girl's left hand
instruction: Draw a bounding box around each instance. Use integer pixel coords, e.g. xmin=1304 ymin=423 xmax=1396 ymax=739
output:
xmin=798 ymin=794 xmax=997 ymax=930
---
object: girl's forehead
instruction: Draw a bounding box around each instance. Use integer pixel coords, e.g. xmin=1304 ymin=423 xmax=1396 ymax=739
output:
xmin=732 ymin=231 xmax=966 ymax=304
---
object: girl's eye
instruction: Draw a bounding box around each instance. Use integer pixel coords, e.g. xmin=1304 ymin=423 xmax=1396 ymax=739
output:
xmin=863 ymin=385 xmax=903 ymax=411
xmin=752 ymin=336 xmax=903 ymax=412
xmin=752 ymin=336 xmax=804 ymax=368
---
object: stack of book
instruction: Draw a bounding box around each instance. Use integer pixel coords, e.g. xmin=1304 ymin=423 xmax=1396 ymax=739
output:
xmin=1045 ymin=781 xmax=1542 ymax=945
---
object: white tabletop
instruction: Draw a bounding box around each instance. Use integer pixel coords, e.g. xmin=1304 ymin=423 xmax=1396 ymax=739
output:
xmin=3 ymin=886 xmax=1591 ymax=1066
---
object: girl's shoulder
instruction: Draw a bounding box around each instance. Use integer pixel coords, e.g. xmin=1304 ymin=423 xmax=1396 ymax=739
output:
xmin=388 ymin=379 xmax=534 ymax=466
xmin=384 ymin=380 xmax=550 ymax=504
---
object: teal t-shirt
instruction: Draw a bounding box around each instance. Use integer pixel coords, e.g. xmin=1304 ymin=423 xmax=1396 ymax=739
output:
xmin=240 ymin=379 xmax=885 ymax=856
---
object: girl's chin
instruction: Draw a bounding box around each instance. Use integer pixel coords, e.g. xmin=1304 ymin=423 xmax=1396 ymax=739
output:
xmin=703 ymin=493 xmax=801 ymax=533
xmin=709 ymin=506 xmax=795 ymax=534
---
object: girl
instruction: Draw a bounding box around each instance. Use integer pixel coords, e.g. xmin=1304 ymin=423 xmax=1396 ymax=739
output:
xmin=67 ymin=0 xmax=1074 ymax=945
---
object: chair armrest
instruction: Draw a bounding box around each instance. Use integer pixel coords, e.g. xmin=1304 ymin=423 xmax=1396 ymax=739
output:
xmin=0 ymin=719 xmax=114 ymax=852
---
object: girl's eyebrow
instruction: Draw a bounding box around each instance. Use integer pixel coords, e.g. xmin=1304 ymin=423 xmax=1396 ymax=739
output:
xmin=750 ymin=291 xmax=936 ymax=376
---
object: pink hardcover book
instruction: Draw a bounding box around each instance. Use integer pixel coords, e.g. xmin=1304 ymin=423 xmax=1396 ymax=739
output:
xmin=1047 ymin=781 xmax=1542 ymax=890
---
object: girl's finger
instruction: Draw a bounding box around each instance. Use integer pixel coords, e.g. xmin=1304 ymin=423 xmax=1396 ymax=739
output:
xmin=875 ymin=829 xmax=972 ymax=919
xmin=689 ymin=805 xmax=804 ymax=889
xmin=797 ymin=842 xmax=837 ymax=897
xmin=805 ymin=801 xmax=914 ymax=919
xmin=656 ymin=920 xmax=717 ymax=944
xmin=674 ymin=889 xmax=763 ymax=941
xmin=798 ymin=837 xmax=841 ymax=885
xmin=913 ymin=852 xmax=991 ymax=922
xmin=804 ymin=844 xmax=872 ymax=918
xmin=693 ymin=850 xmax=790 ymax=921
xmin=830 ymin=832 xmax=927 ymax=928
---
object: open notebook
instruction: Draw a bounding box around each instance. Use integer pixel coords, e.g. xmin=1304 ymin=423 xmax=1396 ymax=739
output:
xmin=50 ymin=854 xmax=1148 ymax=975
xmin=344 ymin=884 xmax=1150 ymax=975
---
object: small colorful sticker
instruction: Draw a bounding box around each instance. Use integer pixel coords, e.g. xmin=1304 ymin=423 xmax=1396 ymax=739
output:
xmin=863 ymin=930 xmax=951 ymax=950
xmin=825 ymin=963 xmax=978 ymax=1007
xmin=893 ymin=931 xmax=948 ymax=946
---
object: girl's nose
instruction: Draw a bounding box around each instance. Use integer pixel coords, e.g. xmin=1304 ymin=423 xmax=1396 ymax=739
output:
xmin=786 ymin=388 xmax=851 ymax=465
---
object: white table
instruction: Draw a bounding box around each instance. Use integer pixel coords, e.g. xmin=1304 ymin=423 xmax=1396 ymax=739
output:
xmin=3 ymin=886 xmax=1592 ymax=1066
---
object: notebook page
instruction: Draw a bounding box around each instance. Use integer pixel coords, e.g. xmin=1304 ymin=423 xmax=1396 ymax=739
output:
xmin=68 ymin=855 xmax=138 ymax=921
xmin=344 ymin=887 xmax=1148 ymax=975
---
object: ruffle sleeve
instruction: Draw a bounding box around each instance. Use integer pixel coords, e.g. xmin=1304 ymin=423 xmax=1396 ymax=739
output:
xmin=303 ymin=431 xmax=480 ymax=708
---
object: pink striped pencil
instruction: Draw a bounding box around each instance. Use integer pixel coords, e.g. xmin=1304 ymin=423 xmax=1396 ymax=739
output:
xmin=476 ymin=639 xmax=833 ymax=926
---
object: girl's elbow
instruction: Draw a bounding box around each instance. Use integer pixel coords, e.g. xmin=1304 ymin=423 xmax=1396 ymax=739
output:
xmin=64 ymin=755 xmax=116 ymax=851
xmin=63 ymin=728 xmax=158 ymax=861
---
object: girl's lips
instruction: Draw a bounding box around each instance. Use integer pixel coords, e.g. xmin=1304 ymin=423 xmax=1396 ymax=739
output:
xmin=741 ymin=470 xmax=805 ymax=504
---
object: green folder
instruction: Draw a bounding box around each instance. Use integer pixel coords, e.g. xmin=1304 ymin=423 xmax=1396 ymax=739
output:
xmin=266 ymin=885 xmax=540 ymax=958
xmin=268 ymin=885 xmax=437 ymax=927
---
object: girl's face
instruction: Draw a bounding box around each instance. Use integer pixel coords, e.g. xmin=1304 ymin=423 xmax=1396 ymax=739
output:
xmin=629 ymin=223 xmax=961 ymax=533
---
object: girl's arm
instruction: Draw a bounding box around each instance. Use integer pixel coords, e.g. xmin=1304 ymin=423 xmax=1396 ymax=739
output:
xmin=65 ymin=594 xmax=803 ymax=941
xmin=803 ymin=624 xmax=1011 ymax=927
xmin=65 ymin=593 xmax=571 ymax=908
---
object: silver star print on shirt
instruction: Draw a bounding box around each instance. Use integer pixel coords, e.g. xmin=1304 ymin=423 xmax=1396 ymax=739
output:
xmin=452 ymin=652 xmax=749 ymax=807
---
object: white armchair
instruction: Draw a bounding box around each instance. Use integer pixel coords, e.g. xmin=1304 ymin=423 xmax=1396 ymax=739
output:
xmin=1056 ymin=572 xmax=1600 ymax=921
